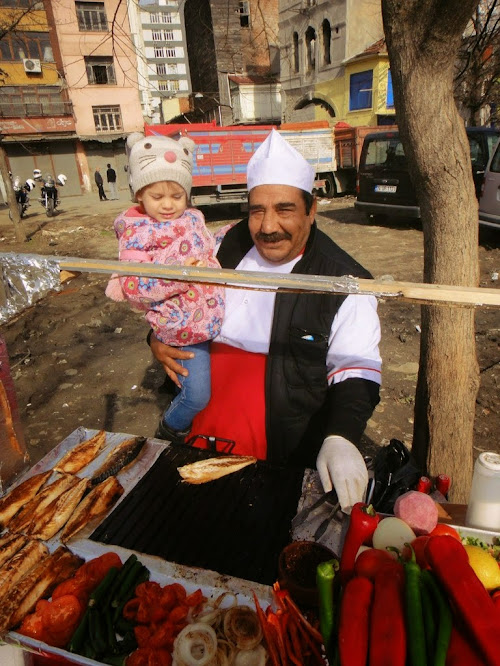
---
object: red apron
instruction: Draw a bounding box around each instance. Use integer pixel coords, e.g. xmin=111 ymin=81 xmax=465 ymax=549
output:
xmin=188 ymin=342 xmax=267 ymax=459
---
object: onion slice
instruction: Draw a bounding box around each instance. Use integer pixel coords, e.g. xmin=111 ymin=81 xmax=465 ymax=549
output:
xmin=233 ymin=645 xmax=267 ymax=666
xmin=223 ymin=606 xmax=263 ymax=651
xmin=173 ymin=622 xmax=218 ymax=665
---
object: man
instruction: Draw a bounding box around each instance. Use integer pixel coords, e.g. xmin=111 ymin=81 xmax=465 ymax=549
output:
xmin=94 ymin=168 xmax=107 ymax=201
xmin=150 ymin=130 xmax=382 ymax=512
xmin=106 ymin=163 xmax=118 ymax=200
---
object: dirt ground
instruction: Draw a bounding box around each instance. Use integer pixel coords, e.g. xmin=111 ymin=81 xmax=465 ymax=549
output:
xmin=0 ymin=192 xmax=499 ymax=480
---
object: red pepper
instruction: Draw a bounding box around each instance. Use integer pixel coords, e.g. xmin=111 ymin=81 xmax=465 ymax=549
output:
xmin=338 ymin=576 xmax=373 ymax=666
xmin=339 ymin=503 xmax=380 ymax=584
xmin=416 ymin=476 xmax=432 ymax=493
xmin=252 ymin=592 xmax=281 ymax=666
xmin=445 ymin=626 xmax=486 ymax=666
xmin=369 ymin=562 xmax=406 ymax=666
xmin=435 ymin=474 xmax=451 ymax=497
xmin=426 ymin=535 xmax=500 ymax=666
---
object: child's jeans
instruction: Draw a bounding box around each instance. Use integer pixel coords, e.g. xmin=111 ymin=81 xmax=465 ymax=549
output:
xmin=161 ymin=341 xmax=211 ymax=432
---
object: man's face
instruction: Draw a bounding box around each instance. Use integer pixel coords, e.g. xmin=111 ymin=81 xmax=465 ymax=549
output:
xmin=248 ymin=184 xmax=316 ymax=264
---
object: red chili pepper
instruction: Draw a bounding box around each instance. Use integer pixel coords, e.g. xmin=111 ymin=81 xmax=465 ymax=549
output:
xmin=426 ymin=535 xmax=500 ymax=666
xmin=369 ymin=562 xmax=406 ymax=666
xmin=445 ymin=625 xmax=487 ymax=666
xmin=339 ymin=503 xmax=380 ymax=584
xmin=252 ymin=592 xmax=281 ymax=666
xmin=435 ymin=474 xmax=451 ymax=496
xmin=338 ymin=576 xmax=373 ymax=666
xmin=266 ymin=611 xmax=288 ymax=664
xmin=416 ymin=476 xmax=432 ymax=493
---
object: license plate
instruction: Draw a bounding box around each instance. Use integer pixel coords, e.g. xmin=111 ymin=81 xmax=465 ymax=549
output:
xmin=375 ymin=184 xmax=397 ymax=193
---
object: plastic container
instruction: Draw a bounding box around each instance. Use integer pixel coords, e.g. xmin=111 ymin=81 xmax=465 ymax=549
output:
xmin=465 ymin=452 xmax=500 ymax=531
xmin=278 ymin=540 xmax=337 ymax=607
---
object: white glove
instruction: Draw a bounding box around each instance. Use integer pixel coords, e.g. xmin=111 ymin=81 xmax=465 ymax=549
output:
xmin=316 ymin=435 xmax=368 ymax=514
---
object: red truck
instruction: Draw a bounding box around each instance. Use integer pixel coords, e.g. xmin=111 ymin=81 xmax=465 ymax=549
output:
xmin=144 ymin=121 xmax=395 ymax=206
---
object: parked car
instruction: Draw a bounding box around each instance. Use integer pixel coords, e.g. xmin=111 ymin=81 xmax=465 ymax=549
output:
xmin=355 ymin=127 xmax=500 ymax=222
xmin=478 ymin=138 xmax=500 ymax=229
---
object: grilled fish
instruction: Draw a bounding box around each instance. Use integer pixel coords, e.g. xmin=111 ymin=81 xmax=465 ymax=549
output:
xmin=0 ymin=533 xmax=28 ymax=569
xmin=54 ymin=430 xmax=107 ymax=474
xmin=0 ymin=546 xmax=83 ymax=634
xmin=90 ymin=436 xmax=146 ymax=486
xmin=0 ymin=470 xmax=52 ymax=529
xmin=0 ymin=539 xmax=49 ymax=603
xmin=177 ymin=455 xmax=258 ymax=484
xmin=60 ymin=476 xmax=124 ymax=542
xmin=8 ymin=473 xmax=79 ymax=535
xmin=28 ymin=477 xmax=89 ymax=541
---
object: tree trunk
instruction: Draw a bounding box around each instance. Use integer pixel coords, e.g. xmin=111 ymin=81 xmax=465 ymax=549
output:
xmin=382 ymin=0 xmax=480 ymax=502
xmin=0 ymin=143 xmax=27 ymax=242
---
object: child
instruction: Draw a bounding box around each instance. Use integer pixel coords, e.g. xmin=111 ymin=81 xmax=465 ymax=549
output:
xmin=105 ymin=133 xmax=225 ymax=443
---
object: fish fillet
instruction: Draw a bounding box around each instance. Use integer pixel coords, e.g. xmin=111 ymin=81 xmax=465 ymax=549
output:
xmin=54 ymin=430 xmax=107 ymax=474
xmin=0 ymin=540 xmax=49 ymax=603
xmin=8 ymin=474 xmax=79 ymax=535
xmin=28 ymin=477 xmax=89 ymax=541
xmin=0 ymin=470 xmax=52 ymax=529
xmin=0 ymin=533 xmax=28 ymax=569
xmin=90 ymin=436 xmax=146 ymax=486
xmin=177 ymin=455 xmax=257 ymax=484
xmin=60 ymin=476 xmax=124 ymax=542
xmin=0 ymin=546 xmax=83 ymax=634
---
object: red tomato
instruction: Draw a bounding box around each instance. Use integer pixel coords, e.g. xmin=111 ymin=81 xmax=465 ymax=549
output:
xmin=429 ymin=523 xmax=462 ymax=541
xmin=127 ymin=647 xmax=172 ymax=666
xmin=39 ymin=595 xmax=83 ymax=648
xmin=184 ymin=589 xmax=205 ymax=607
xmin=18 ymin=612 xmax=49 ymax=643
xmin=134 ymin=624 xmax=153 ymax=648
xmin=149 ymin=621 xmax=176 ymax=650
xmin=402 ymin=536 xmax=431 ymax=570
xmin=354 ymin=548 xmax=394 ymax=581
xmin=168 ymin=605 xmax=188 ymax=624
xmin=123 ymin=597 xmax=141 ymax=622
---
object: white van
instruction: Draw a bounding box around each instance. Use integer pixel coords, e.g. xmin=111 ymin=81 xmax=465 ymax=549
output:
xmin=479 ymin=138 xmax=500 ymax=229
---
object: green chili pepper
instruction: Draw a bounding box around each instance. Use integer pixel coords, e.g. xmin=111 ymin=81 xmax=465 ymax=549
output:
xmin=404 ymin=545 xmax=427 ymax=666
xmin=316 ymin=558 xmax=339 ymax=649
xmin=421 ymin=569 xmax=453 ymax=666
xmin=420 ymin=572 xmax=437 ymax=662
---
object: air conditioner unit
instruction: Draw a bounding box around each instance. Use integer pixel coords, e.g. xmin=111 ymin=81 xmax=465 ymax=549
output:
xmin=23 ymin=58 xmax=42 ymax=73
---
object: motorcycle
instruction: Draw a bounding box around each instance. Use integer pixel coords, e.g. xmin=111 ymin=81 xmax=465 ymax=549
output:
xmin=9 ymin=176 xmax=31 ymax=220
xmin=39 ymin=175 xmax=60 ymax=217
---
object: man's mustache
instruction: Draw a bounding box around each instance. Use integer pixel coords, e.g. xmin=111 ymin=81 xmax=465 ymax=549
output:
xmin=255 ymin=231 xmax=292 ymax=243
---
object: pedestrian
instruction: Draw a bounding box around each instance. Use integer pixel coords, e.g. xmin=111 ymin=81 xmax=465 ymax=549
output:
xmin=106 ymin=163 xmax=118 ymax=200
xmin=150 ymin=129 xmax=382 ymax=513
xmin=105 ymin=133 xmax=225 ymax=443
xmin=94 ymin=167 xmax=107 ymax=201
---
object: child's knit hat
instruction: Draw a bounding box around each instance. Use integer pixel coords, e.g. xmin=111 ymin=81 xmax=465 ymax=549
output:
xmin=127 ymin=132 xmax=196 ymax=198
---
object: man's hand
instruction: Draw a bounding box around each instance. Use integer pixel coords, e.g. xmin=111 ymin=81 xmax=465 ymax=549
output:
xmin=316 ymin=435 xmax=368 ymax=514
xmin=149 ymin=332 xmax=194 ymax=389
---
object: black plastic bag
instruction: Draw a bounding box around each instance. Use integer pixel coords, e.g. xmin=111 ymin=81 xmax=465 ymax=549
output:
xmin=370 ymin=439 xmax=422 ymax=514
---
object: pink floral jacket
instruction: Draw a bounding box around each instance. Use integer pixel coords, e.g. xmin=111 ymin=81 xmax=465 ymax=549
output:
xmin=106 ymin=206 xmax=225 ymax=347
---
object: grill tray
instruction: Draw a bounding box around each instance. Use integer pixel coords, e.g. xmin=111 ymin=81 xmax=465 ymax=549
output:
xmin=91 ymin=444 xmax=304 ymax=585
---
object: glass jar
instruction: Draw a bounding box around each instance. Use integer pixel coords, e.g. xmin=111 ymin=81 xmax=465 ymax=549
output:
xmin=465 ymin=452 xmax=500 ymax=531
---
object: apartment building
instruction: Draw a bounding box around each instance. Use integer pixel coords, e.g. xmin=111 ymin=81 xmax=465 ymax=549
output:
xmin=279 ymin=0 xmax=393 ymax=127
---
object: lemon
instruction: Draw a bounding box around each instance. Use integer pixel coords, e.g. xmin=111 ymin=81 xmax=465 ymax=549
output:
xmin=464 ymin=545 xmax=500 ymax=591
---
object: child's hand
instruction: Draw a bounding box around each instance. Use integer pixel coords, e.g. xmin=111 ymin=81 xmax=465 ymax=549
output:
xmin=184 ymin=258 xmax=206 ymax=267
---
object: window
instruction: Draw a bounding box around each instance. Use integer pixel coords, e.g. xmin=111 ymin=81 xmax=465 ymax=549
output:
xmin=322 ymin=20 xmax=331 ymax=66
xmin=0 ymin=31 xmax=54 ymax=61
xmin=0 ymin=86 xmax=71 ymax=117
xmin=293 ymin=32 xmax=299 ymax=73
xmin=152 ymin=29 xmax=174 ymax=41
xmin=305 ymin=26 xmax=316 ymax=71
xmin=85 ymin=56 xmax=116 ymax=85
xmin=162 ymin=13 xmax=173 ymax=23
xmin=387 ymin=70 xmax=394 ymax=108
xmin=349 ymin=70 xmax=373 ymax=110
xmin=76 ymin=2 xmax=107 ymax=32
xmin=156 ymin=63 xmax=166 ymax=75
xmin=158 ymin=79 xmax=179 ymax=92
xmin=239 ymin=1 xmax=250 ymax=28
xmin=165 ymin=47 xmax=176 ymax=57
xmin=167 ymin=63 xmax=178 ymax=74
xmin=93 ymin=105 xmax=122 ymax=132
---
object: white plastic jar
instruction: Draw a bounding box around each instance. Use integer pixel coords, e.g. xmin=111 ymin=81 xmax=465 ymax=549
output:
xmin=465 ymin=452 xmax=500 ymax=531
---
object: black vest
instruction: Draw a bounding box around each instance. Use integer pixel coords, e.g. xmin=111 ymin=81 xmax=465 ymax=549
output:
xmin=217 ymin=220 xmax=373 ymax=467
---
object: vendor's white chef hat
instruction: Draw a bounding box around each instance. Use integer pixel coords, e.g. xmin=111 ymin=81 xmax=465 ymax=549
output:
xmin=247 ymin=129 xmax=315 ymax=193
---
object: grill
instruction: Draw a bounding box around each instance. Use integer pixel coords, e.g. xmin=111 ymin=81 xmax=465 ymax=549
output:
xmin=91 ymin=444 xmax=304 ymax=586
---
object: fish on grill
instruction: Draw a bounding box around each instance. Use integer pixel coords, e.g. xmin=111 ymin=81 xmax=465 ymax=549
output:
xmin=0 ymin=470 xmax=52 ymax=529
xmin=28 ymin=477 xmax=89 ymax=541
xmin=0 ymin=534 xmax=28 ymax=569
xmin=60 ymin=476 xmax=124 ymax=542
xmin=0 ymin=546 xmax=83 ymax=634
xmin=8 ymin=473 xmax=80 ymax=535
xmin=54 ymin=430 xmax=107 ymax=474
xmin=90 ymin=436 xmax=147 ymax=486
xmin=0 ymin=540 xmax=49 ymax=603
xmin=177 ymin=455 xmax=258 ymax=484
